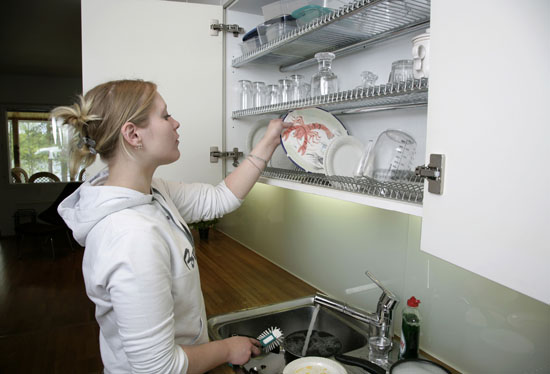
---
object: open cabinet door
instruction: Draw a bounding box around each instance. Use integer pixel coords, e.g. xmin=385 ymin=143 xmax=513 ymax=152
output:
xmin=81 ymin=0 xmax=223 ymax=184
xmin=422 ymin=0 xmax=550 ymax=304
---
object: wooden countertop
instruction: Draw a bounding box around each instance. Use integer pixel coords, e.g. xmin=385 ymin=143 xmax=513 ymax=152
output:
xmin=195 ymin=229 xmax=318 ymax=373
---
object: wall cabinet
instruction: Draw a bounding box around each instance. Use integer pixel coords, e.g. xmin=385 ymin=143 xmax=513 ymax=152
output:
xmin=82 ymin=0 xmax=549 ymax=304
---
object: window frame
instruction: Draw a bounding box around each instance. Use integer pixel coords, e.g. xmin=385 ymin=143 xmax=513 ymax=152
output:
xmin=1 ymin=103 xmax=67 ymax=186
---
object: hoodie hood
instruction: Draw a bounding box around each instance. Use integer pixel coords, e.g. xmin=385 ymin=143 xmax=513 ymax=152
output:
xmin=58 ymin=169 xmax=154 ymax=246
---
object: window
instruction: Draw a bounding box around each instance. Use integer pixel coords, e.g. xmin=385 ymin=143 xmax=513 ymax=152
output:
xmin=8 ymin=111 xmax=74 ymax=183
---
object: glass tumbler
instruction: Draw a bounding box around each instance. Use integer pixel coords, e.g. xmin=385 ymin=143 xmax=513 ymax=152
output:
xmin=311 ymin=52 xmax=339 ymax=96
xmin=388 ymin=59 xmax=414 ymax=83
xmin=289 ymin=74 xmax=307 ymax=101
xmin=252 ymin=81 xmax=266 ymax=108
xmin=266 ymin=84 xmax=280 ymax=105
xmin=363 ymin=129 xmax=417 ymax=182
xmin=368 ymin=336 xmax=392 ymax=365
xmin=236 ymin=80 xmax=253 ymax=110
xmin=278 ymin=78 xmax=295 ymax=103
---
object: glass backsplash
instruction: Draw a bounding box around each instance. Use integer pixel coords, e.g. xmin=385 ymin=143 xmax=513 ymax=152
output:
xmin=218 ymin=184 xmax=550 ymax=374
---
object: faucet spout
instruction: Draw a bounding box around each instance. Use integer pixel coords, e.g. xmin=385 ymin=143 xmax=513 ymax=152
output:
xmin=313 ymin=293 xmax=381 ymax=325
xmin=313 ymin=271 xmax=399 ymax=343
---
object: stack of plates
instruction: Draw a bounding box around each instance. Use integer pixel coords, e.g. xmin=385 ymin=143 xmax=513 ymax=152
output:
xmin=247 ymin=108 xmax=365 ymax=179
xmin=280 ymin=108 xmax=363 ymax=178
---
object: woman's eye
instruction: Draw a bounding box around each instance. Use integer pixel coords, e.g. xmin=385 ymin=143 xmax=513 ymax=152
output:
xmin=164 ymin=114 xmax=172 ymax=120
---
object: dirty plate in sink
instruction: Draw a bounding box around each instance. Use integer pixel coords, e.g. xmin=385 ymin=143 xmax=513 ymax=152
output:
xmin=283 ymin=357 xmax=347 ymax=374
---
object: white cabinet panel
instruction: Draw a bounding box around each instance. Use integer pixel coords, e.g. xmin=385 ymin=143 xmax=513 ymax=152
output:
xmin=422 ymin=0 xmax=550 ymax=304
xmin=81 ymin=0 xmax=223 ymax=184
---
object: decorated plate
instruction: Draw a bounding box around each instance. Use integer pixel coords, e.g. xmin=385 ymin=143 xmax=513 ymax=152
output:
xmin=283 ymin=357 xmax=347 ymax=374
xmin=247 ymin=122 xmax=295 ymax=169
xmin=281 ymin=108 xmax=347 ymax=173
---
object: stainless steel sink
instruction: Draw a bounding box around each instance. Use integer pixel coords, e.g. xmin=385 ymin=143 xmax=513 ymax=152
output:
xmin=209 ymin=297 xmax=368 ymax=351
xmin=207 ymin=296 xmax=373 ymax=374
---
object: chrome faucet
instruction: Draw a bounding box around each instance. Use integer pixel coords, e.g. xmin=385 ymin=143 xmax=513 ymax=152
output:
xmin=313 ymin=271 xmax=399 ymax=343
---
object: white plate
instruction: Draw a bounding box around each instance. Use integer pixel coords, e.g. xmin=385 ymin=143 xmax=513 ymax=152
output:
xmin=323 ymin=135 xmax=364 ymax=178
xmin=247 ymin=122 xmax=295 ymax=169
xmin=283 ymin=357 xmax=348 ymax=374
xmin=281 ymin=108 xmax=347 ymax=173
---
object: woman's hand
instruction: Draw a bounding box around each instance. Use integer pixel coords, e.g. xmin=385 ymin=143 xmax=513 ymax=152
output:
xmin=224 ymin=118 xmax=292 ymax=200
xmin=224 ymin=336 xmax=262 ymax=365
xmin=261 ymin=118 xmax=293 ymax=149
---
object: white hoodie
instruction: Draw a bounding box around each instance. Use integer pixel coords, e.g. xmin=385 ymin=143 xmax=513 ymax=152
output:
xmin=58 ymin=170 xmax=242 ymax=374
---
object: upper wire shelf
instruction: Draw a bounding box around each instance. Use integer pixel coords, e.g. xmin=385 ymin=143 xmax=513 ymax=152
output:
xmin=232 ymin=78 xmax=428 ymax=118
xmin=232 ymin=0 xmax=431 ymax=71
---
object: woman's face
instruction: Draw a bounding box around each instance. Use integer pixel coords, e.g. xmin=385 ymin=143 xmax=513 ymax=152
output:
xmin=141 ymin=92 xmax=181 ymax=166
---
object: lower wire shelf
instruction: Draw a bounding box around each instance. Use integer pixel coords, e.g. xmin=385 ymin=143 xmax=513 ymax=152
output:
xmin=260 ymin=167 xmax=425 ymax=216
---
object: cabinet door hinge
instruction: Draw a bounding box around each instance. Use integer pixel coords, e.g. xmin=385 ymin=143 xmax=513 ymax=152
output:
xmin=416 ymin=154 xmax=445 ymax=195
xmin=210 ymin=19 xmax=244 ymax=37
xmin=210 ymin=146 xmax=243 ymax=167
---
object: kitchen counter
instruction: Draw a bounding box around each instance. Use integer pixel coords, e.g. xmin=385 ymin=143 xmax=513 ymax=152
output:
xmin=197 ymin=229 xmax=458 ymax=374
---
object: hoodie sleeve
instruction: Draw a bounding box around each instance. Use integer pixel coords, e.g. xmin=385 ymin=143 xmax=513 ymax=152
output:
xmin=103 ymin=227 xmax=188 ymax=374
xmin=156 ymin=179 xmax=242 ymax=223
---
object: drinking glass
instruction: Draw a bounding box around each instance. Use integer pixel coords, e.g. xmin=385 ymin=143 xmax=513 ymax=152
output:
xmin=236 ymin=80 xmax=253 ymax=110
xmin=266 ymin=84 xmax=280 ymax=105
xmin=388 ymin=59 xmax=413 ymax=83
xmin=289 ymin=74 xmax=308 ymax=101
xmin=302 ymin=82 xmax=311 ymax=98
xmin=252 ymin=81 xmax=266 ymax=107
xmin=311 ymin=52 xmax=339 ymax=96
xmin=368 ymin=336 xmax=391 ymax=365
xmin=278 ymin=78 xmax=295 ymax=103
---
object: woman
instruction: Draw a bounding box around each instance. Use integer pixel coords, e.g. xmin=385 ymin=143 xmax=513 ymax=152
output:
xmin=53 ymin=79 xmax=289 ymax=373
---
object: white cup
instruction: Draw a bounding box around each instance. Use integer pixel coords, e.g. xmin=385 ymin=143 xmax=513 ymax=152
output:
xmin=411 ymin=28 xmax=430 ymax=79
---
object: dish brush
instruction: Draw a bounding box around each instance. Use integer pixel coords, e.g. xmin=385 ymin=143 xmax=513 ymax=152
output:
xmin=257 ymin=326 xmax=284 ymax=352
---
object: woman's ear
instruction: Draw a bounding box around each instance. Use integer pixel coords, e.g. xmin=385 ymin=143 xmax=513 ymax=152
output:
xmin=121 ymin=122 xmax=141 ymax=147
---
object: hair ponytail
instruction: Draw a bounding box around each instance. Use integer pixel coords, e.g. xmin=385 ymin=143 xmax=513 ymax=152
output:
xmin=51 ymin=80 xmax=157 ymax=179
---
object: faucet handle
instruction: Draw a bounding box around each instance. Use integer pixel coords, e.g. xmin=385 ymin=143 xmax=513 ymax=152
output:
xmin=365 ymin=271 xmax=398 ymax=302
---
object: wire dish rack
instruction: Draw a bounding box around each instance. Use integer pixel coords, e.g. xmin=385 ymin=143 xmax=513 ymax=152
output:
xmin=233 ymin=78 xmax=428 ymax=118
xmin=261 ymin=167 xmax=425 ymax=203
xmin=232 ymin=0 xmax=431 ymax=71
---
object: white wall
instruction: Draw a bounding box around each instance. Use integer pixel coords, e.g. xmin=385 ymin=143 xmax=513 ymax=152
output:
xmin=218 ymin=184 xmax=550 ymax=374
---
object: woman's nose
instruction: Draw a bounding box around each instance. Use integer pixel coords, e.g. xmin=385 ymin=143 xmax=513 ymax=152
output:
xmin=172 ymin=118 xmax=180 ymax=130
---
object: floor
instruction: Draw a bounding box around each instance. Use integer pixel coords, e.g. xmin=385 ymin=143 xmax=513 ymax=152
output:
xmin=0 ymin=229 xmax=317 ymax=373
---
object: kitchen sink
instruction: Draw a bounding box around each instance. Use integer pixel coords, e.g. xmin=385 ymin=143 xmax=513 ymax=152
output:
xmin=208 ymin=296 xmax=372 ymax=373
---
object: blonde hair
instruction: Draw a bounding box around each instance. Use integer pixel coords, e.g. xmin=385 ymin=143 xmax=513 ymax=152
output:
xmin=51 ymin=80 xmax=157 ymax=178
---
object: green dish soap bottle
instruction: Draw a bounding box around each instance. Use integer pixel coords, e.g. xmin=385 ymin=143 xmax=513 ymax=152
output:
xmin=399 ymin=296 xmax=421 ymax=359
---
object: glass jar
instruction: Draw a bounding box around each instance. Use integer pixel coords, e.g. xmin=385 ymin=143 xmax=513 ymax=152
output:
xmin=311 ymin=52 xmax=339 ymax=96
